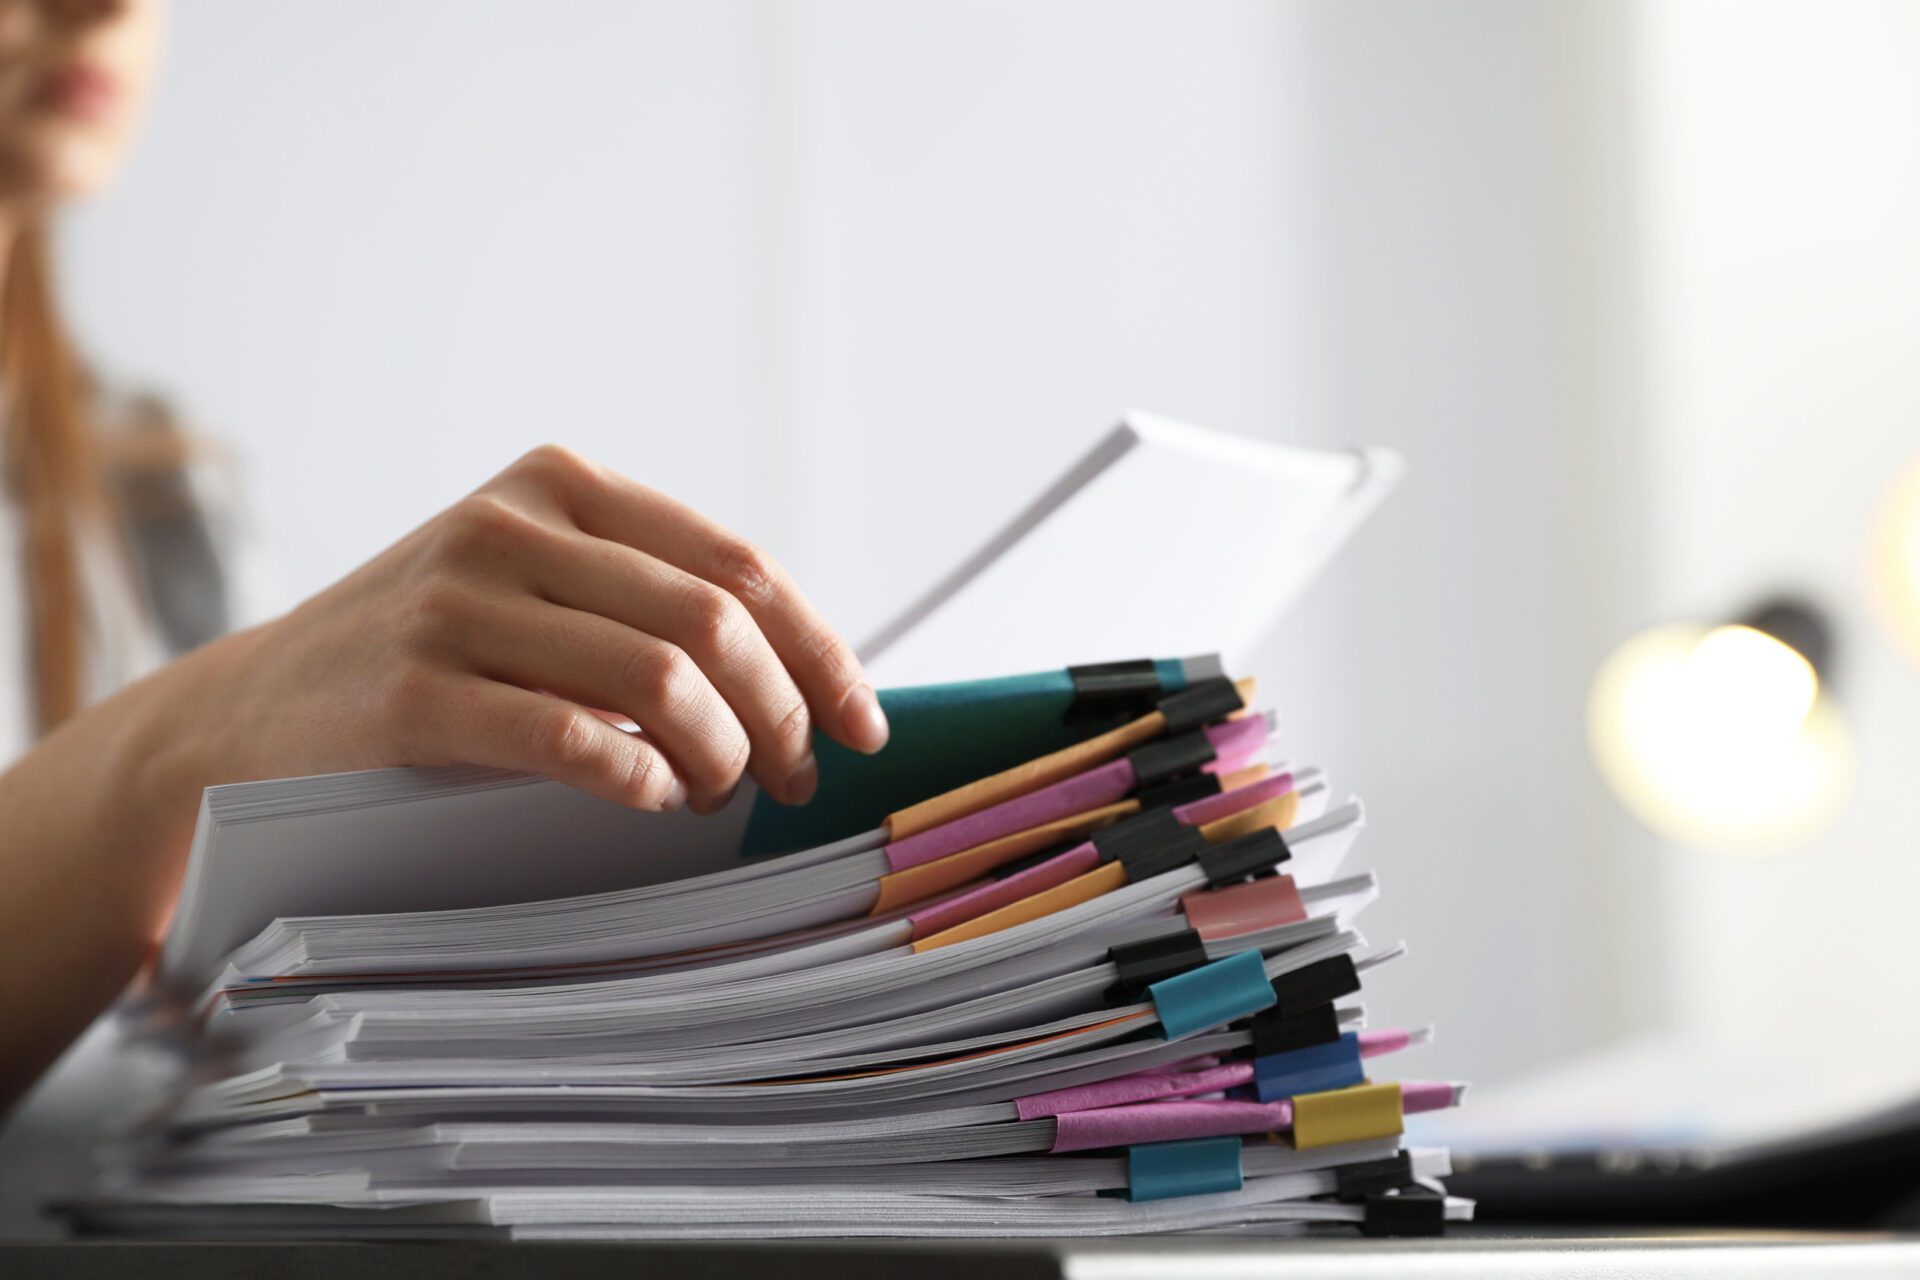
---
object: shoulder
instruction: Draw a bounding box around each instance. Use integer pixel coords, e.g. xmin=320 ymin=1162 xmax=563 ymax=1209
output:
xmin=89 ymin=380 xmax=242 ymax=654
xmin=91 ymin=382 xmax=233 ymax=492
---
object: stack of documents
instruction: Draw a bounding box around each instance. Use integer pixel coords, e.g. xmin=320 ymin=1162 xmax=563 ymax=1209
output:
xmin=70 ymin=656 xmax=1471 ymax=1240
xmin=55 ymin=416 xmax=1452 ymax=1239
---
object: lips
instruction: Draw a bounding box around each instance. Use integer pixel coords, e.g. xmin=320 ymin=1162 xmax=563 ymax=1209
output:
xmin=36 ymin=63 xmax=119 ymax=122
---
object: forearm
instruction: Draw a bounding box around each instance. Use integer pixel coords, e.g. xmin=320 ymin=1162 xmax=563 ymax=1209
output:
xmin=0 ymin=629 xmax=248 ymax=1112
xmin=0 ymin=447 xmax=890 ymax=1115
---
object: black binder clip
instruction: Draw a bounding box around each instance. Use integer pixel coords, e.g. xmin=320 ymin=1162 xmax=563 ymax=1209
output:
xmin=1268 ymin=954 xmax=1360 ymax=1015
xmin=1156 ymin=676 xmax=1245 ymax=735
xmin=1195 ymin=828 xmax=1290 ymax=888
xmin=1067 ymin=659 xmax=1165 ymax=724
xmin=1334 ymin=1152 xmax=1416 ymax=1201
xmin=1132 ymin=772 xmax=1223 ymax=812
xmin=1125 ymin=729 xmax=1218 ymax=787
xmin=1248 ymin=1002 xmax=1341 ymax=1058
xmin=1107 ymin=929 xmax=1210 ymax=1003
xmin=1092 ymin=808 xmax=1186 ymax=861
xmin=1092 ymin=809 xmax=1208 ymax=884
xmin=1359 ymin=1186 xmax=1446 ymax=1238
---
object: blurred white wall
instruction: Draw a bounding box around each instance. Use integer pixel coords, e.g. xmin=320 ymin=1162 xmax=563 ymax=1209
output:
xmin=62 ymin=1 xmax=785 ymax=581
xmin=1635 ymin=0 xmax=1920 ymax=1058
xmin=59 ymin=1 xmax=1685 ymax=1087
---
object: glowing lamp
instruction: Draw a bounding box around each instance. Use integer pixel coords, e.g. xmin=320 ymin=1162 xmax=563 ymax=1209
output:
xmin=1587 ymin=599 xmax=1852 ymax=852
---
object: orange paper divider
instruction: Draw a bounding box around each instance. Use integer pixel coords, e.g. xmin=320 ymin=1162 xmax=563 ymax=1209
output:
xmin=1218 ymin=762 xmax=1271 ymax=790
xmin=912 ymin=862 xmax=1128 ymax=953
xmin=1197 ymin=790 xmax=1299 ymax=844
xmin=869 ymin=800 xmax=1138 ymax=917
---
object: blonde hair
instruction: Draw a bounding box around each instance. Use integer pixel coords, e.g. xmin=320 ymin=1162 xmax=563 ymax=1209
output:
xmin=1 ymin=224 xmax=94 ymax=733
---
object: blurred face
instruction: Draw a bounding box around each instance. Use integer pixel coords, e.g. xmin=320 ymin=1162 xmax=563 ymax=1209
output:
xmin=0 ymin=0 xmax=161 ymax=208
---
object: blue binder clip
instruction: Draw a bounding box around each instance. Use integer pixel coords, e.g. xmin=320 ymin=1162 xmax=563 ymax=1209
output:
xmin=1126 ymin=1136 xmax=1245 ymax=1202
xmin=1254 ymin=1030 xmax=1366 ymax=1102
xmin=1149 ymin=948 xmax=1275 ymax=1040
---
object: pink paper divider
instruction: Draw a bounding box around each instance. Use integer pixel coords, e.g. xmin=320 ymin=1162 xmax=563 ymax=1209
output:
xmin=1022 ymin=1037 xmax=1419 ymax=1126
xmin=907 ymin=771 xmax=1297 ymax=937
xmin=1174 ymin=771 xmax=1296 ymax=828
xmin=1200 ymin=714 xmax=1271 ymax=776
xmin=1180 ymin=875 xmax=1307 ymax=942
xmin=1016 ymin=1061 xmax=1255 ymax=1121
xmin=1120 ymin=1055 xmax=1225 ymax=1082
xmin=884 ymin=758 xmax=1135 ymax=872
xmin=1359 ymin=1028 xmax=1411 ymax=1058
xmin=1048 ymin=1078 xmax=1456 ymax=1153
xmin=886 ymin=717 xmax=1275 ymax=873
xmin=1050 ymin=1098 xmax=1295 ymax=1153
xmin=1401 ymin=1080 xmax=1457 ymax=1114
xmin=908 ymin=844 xmax=1102 ymax=939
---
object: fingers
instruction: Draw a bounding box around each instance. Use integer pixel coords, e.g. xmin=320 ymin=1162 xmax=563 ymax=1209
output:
xmin=524 ymin=533 xmax=822 ymax=806
xmin=513 ymin=447 xmax=889 ymax=756
xmin=455 ymin=593 xmax=753 ymax=814
xmin=694 ymin=535 xmax=890 ymax=757
xmin=406 ymin=672 xmax=687 ymax=812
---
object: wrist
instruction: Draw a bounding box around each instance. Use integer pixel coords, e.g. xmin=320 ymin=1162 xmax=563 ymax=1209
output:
xmin=119 ymin=623 xmax=271 ymax=825
xmin=14 ymin=625 xmax=274 ymax=955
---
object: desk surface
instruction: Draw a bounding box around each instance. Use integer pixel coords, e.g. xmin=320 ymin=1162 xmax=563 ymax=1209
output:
xmin=6 ymin=1229 xmax=1920 ymax=1280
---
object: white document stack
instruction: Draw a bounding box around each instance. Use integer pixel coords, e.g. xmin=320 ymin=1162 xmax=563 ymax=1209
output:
xmin=67 ymin=418 xmax=1468 ymax=1240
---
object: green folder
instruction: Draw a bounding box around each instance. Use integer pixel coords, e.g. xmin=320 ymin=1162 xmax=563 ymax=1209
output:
xmin=739 ymin=658 xmax=1191 ymax=857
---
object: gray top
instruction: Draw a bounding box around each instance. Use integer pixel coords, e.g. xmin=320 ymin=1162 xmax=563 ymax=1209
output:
xmin=0 ymin=388 xmax=247 ymax=763
xmin=0 ymin=391 xmax=260 ymax=1239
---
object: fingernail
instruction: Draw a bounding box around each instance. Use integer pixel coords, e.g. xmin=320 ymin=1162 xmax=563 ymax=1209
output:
xmin=783 ymin=755 xmax=818 ymax=806
xmin=840 ymin=684 xmax=889 ymax=754
xmin=660 ymin=775 xmax=688 ymax=811
xmin=692 ymin=781 xmax=739 ymax=816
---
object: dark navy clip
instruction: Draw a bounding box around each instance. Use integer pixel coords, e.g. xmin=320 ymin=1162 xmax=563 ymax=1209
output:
xmin=1253 ymin=1031 xmax=1365 ymax=1102
xmin=1269 ymin=954 xmax=1361 ymax=1016
xmin=1196 ymin=827 xmax=1290 ymax=888
xmin=1126 ymin=729 xmax=1217 ymax=787
xmin=1157 ymin=676 xmax=1245 ymax=735
xmin=1107 ymin=929 xmax=1210 ymax=1003
xmin=1359 ymin=1186 xmax=1446 ymax=1238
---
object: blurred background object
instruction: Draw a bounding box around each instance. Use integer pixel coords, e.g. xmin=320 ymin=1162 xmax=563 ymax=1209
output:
xmin=1873 ymin=460 xmax=1920 ymax=666
xmin=1588 ymin=598 xmax=1853 ymax=853
xmin=51 ymin=0 xmax=1920 ymax=1107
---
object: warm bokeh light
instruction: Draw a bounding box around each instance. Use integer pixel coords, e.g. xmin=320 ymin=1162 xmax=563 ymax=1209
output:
xmin=1873 ymin=460 xmax=1920 ymax=667
xmin=1683 ymin=625 xmax=1818 ymax=739
xmin=1589 ymin=623 xmax=1852 ymax=852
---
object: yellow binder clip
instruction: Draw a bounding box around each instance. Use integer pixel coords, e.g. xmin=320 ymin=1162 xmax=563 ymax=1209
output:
xmin=1290 ymin=1081 xmax=1404 ymax=1149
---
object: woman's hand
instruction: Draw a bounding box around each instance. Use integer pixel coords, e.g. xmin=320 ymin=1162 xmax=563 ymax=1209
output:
xmin=208 ymin=445 xmax=888 ymax=813
xmin=1 ymin=446 xmax=885 ymax=1110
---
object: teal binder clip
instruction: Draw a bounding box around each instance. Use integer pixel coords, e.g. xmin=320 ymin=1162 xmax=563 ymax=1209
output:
xmin=1126 ymin=1136 xmax=1245 ymax=1202
xmin=1254 ymin=1030 xmax=1366 ymax=1101
xmin=1149 ymin=948 xmax=1275 ymax=1040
